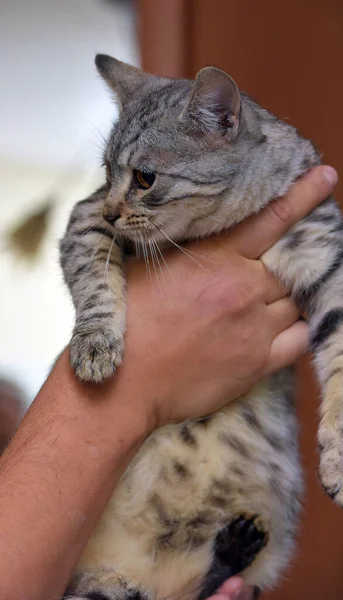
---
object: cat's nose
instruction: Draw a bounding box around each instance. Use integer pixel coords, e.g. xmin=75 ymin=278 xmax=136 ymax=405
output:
xmin=103 ymin=211 xmax=121 ymax=227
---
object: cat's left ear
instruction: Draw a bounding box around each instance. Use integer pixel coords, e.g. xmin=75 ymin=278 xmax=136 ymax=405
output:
xmin=95 ymin=54 xmax=149 ymax=109
xmin=180 ymin=67 xmax=241 ymax=138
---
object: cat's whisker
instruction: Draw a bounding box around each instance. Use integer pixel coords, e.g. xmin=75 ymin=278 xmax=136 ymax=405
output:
xmin=152 ymin=237 xmax=176 ymax=284
xmin=153 ymin=220 xmax=208 ymax=260
xmin=151 ymin=238 xmax=173 ymax=303
xmin=87 ymin=138 xmax=107 ymax=156
xmin=150 ymin=238 xmax=162 ymax=276
xmin=149 ymin=238 xmax=171 ymax=299
xmin=140 ymin=234 xmax=152 ymax=282
xmin=154 ymin=225 xmax=210 ymax=274
xmin=77 ymin=218 xmax=106 ymax=239
xmin=75 ymin=112 xmax=108 ymax=149
xmin=134 ymin=236 xmax=141 ymax=260
xmin=104 ymin=234 xmax=116 ymax=280
xmin=148 ymin=240 xmax=159 ymax=282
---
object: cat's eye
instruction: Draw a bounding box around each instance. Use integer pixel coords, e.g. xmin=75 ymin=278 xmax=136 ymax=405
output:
xmin=133 ymin=169 xmax=156 ymax=190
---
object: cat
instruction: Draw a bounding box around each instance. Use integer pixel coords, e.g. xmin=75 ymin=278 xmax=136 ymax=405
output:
xmin=60 ymin=55 xmax=343 ymax=600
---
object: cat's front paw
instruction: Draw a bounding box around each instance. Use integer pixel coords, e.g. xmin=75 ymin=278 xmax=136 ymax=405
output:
xmin=318 ymin=424 xmax=343 ymax=507
xmin=70 ymin=329 xmax=123 ymax=383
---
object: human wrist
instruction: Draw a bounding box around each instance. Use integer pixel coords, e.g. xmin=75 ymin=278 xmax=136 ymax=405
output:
xmin=50 ymin=347 xmax=152 ymax=455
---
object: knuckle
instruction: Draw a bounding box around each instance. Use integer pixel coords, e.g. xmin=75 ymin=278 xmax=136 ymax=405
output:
xmin=222 ymin=279 xmax=256 ymax=314
xmin=197 ymin=278 xmax=254 ymax=314
xmin=267 ymin=197 xmax=292 ymax=224
xmin=317 ymin=168 xmax=336 ymax=197
xmin=291 ymin=166 xmax=333 ymax=206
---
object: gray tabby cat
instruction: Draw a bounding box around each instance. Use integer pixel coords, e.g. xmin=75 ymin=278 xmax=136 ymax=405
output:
xmin=60 ymin=55 xmax=343 ymax=600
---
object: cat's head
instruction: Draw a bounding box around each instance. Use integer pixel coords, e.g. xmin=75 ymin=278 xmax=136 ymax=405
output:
xmin=96 ymin=54 xmax=264 ymax=244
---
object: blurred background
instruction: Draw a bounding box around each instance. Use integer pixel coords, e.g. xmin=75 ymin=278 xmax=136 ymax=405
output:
xmin=0 ymin=0 xmax=343 ymax=598
xmin=0 ymin=0 xmax=138 ymax=397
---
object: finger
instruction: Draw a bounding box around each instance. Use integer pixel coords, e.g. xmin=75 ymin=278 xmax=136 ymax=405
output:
xmin=266 ymin=320 xmax=309 ymax=375
xmin=254 ymin=261 xmax=286 ymax=304
xmin=217 ymin=577 xmax=243 ymax=596
xmin=230 ymin=166 xmax=338 ymax=259
xmin=267 ymin=297 xmax=300 ymax=337
xmin=206 ymin=577 xmax=255 ymax=600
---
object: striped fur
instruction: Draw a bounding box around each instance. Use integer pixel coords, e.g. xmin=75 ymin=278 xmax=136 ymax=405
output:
xmin=60 ymin=57 xmax=343 ymax=599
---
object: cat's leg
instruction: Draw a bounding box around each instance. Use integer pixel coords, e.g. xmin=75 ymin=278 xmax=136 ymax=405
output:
xmin=197 ymin=516 xmax=267 ymax=600
xmin=60 ymin=186 xmax=126 ymax=383
xmin=262 ymin=196 xmax=343 ymax=505
xmin=64 ymin=566 xmax=150 ymax=600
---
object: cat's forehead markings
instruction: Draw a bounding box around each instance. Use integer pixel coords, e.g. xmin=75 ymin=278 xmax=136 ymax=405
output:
xmin=119 ymin=147 xmax=132 ymax=165
xmin=108 ymin=168 xmax=132 ymax=199
xmin=167 ymin=172 xmax=228 ymax=186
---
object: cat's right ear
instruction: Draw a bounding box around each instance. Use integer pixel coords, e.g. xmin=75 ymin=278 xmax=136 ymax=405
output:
xmin=180 ymin=67 xmax=241 ymax=139
xmin=95 ymin=54 xmax=148 ymax=109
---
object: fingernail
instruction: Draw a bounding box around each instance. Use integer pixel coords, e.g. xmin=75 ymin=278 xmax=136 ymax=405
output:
xmin=323 ymin=166 xmax=338 ymax=188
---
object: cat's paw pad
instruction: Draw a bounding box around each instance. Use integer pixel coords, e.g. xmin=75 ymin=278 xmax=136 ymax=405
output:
xmin=215 ymin=514 xmax=269 ymax=571
xmin=318 ymin=425 xmax=343 ymax=507
xmin=70 ymin=330 xmax=123 ymax=383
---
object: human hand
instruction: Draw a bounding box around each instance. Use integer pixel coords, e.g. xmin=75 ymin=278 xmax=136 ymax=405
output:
xmin=86 ymin=166 xmax=337 ymax=431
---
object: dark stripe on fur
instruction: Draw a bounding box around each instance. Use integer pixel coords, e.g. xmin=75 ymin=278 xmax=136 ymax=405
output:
xmin=179 ymin=424 xmax=198 ymax=446
xmin=324 ymin=365 xmax=343 ymax=385
xmin=74 ymin=226 xmax=113 ymax=240
xmin=95 ymin=282 xmax=109 ymax=292
xmin=122 ymin=92 xmax=184 ymax=154
xmin=294 ymin=249 xmax=343 ymax=309
xmin=312 ymin=308 xmax=343 ymax=349
xmin=76 ymin=187 xmax=106 ymax=206
xmin=78 ymin=311 xmax=114 ymax=324
xmin=167 ymin=172 xmax=229 ymax=185
xmin=72 ymin=264 xmax=88 ymax=279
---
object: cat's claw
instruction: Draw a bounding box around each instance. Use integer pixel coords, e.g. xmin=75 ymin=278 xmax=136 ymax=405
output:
xmin=70 ymin=330 xmax=123 ymax=384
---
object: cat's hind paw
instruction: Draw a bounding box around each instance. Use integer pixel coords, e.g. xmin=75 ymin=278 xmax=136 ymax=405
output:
xmin=70 ymin=330 xmax=123 ymax=384
xmin=318 ymin=424 xmax=343 ymax=507
xmin=215 ymin=514 xmax=269 ymax=572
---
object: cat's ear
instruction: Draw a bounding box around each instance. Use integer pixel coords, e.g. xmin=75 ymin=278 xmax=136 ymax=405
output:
xmin=95 ymin=54 xmax=148 ymax=109
xmin=180 ymin=67 xmax=241 ymax=137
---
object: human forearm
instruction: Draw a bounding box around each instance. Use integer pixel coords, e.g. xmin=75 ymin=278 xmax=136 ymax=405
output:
xmin=0 ymin=348 xmax=149 ymax=600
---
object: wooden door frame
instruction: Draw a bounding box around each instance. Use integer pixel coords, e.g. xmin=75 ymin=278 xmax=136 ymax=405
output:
xmin=137 ymin=0 xmax=191 ymax=77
